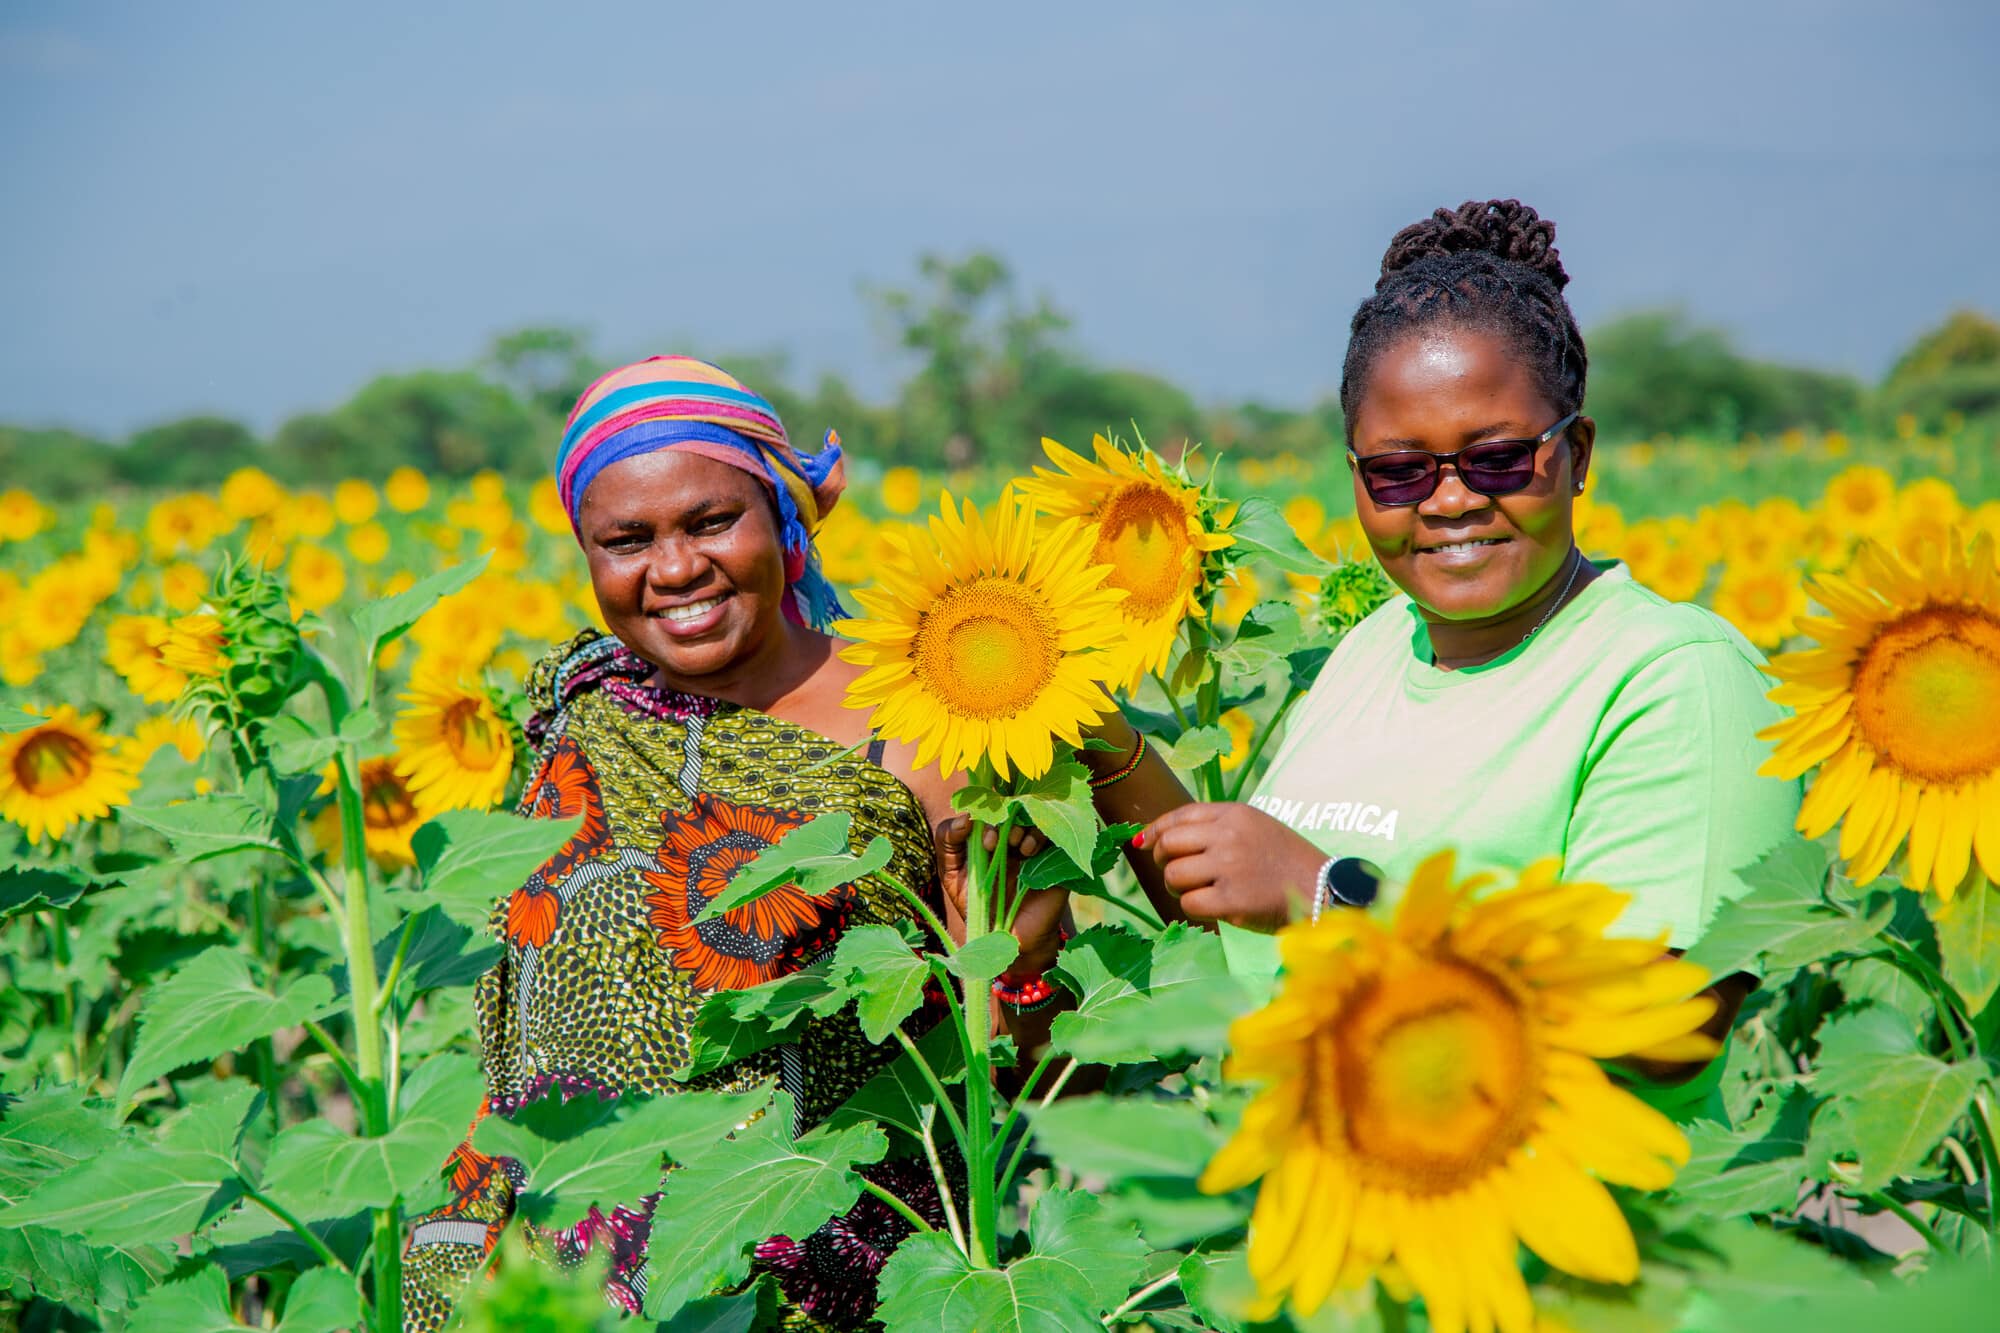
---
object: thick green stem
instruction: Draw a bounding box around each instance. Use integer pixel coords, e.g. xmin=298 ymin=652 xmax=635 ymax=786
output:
xmin=960 ymin=808 xmax=1007 ymax=1267
xmin=370 ymin=1205 xmax=402 ymax=1333
xmin=333 ymin=744 xmax=397 ymax=1330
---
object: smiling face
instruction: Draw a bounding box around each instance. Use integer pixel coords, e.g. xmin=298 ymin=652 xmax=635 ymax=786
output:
xmin=1347 ymin=326 xmax=1594 ymax=622
xmin=578 ymin=450 xmax=791 ymax=683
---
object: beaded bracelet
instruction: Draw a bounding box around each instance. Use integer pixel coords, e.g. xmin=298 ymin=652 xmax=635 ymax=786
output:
xmin=993 ymin=929 xmax=1072 ymax=1012
xmin=1087 ymin=732 xmax=1148 ymax=790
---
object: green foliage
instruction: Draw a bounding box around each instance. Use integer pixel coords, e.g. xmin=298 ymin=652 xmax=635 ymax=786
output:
xmin=472 ymin=1085 xmax=772 ymax=1225
xmin=116 ymin=946 xmax=338 ymax=1104
xmin=641 ymin=1095 xmax=887 ymax=1319
xmin=411 ymin=808 xmax=584 ymax=931
xmin=1886 ymin=309 xmax=2000 ymax=388
xmin=1587 ymin=309 xmax=1866 ymax=439
xmin=875 ymin=1189 xmax=1147 ymax=1332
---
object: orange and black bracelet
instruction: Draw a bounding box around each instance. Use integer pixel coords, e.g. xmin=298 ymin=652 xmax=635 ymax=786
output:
xmin=1087 ymin=732 xmax=1147 ymax=789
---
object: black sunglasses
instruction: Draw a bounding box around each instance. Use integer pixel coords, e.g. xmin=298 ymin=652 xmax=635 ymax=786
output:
xmin=1348 ymin=412 xmax=1579 ymax=507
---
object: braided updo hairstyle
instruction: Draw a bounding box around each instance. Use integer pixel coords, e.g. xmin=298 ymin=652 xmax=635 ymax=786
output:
xmin=1339 ymin=200 xmax=1587 ymax=437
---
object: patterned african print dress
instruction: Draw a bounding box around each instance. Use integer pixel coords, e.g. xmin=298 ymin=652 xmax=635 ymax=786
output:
xmin=402 ymin=631 xmax=950 ymax=1331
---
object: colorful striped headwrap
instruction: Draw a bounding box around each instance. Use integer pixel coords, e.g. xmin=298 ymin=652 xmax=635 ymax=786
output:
xmin=556 ymin=356 xmax=849 ymax=629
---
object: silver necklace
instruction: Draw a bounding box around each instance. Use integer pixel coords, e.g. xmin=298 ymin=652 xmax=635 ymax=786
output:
xmin=1430 ymin=547 xmax=1583 ymax=667
xmin=1521 ymin=547 xmax=1584 ymax=645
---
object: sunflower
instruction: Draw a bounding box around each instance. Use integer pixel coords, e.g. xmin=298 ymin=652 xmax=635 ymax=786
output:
xmin=1200 ymin=851 xmax=1712 ymax=1333
xmin=104 ymin=615 xmax=188 ymax=704
xmin=287 ymin=542 xmax=348 ymax=614
xmin=880 ymin=466 xmax=925 ymax=517
xmin=0 ymin=707 xmax=142 ymax=845
xmin=1822 ymin=465 xmax=1897 ymax=540
xmin=333 ymin=479 xmax=379 ymax=526
xmin=121 ymin=715 xmax=206 ymax=766
xmin=0 ymin=489 xmax=52 ymax=543
xmin=837 ymin=490 xmax=1128 ymax=780
xmin=1710 ymin=563 xmax=1808 ymax=651
xmin=346 ymin=521 xmax=391 ymax=566
xmin=159 ymin=614 xmax=229 ymax=679
xmin=1217 ymin=707 xmax=1256 ymax=774
xmin=1760 ymin=530 xmax=2000 ymax=897
xmin=1017 ymin=435 xmax=1234 ymax=691
xmin=394 ymin=667 xmax=516 ymax=814
xmin=384 ymin=466 xmax=431 ymax=514
xmin=161 ymin=562 xmax=209 ymax=612
xmin=220 ymin=467 xmax=286 ymax=522
xmin=528 ymin=477 xmax=570 ymax=536
xmin=355 ymin=755 xmax=425 ymax=866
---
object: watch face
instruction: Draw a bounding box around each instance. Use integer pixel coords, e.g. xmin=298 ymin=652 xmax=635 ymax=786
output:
xmin=1326 ymin=857 xmax=1383 ymax=907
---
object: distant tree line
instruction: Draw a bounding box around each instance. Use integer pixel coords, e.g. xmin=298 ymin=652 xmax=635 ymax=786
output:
xmin=4 ymin=255 xmax=1996 ymax=500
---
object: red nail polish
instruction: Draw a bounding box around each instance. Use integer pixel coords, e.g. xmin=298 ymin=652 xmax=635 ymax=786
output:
xmin=1131 ymin=830 xmax=1146 ymax=849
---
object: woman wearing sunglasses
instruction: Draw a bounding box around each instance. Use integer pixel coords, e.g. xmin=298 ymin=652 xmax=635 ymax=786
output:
xmin=1085 ymin=200 xmax=1801 ymax=1110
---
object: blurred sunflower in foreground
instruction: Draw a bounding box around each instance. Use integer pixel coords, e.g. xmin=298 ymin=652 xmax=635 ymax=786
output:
xmin=1018 ymin=433 xmax=1233 ymax=692
xmin=838 ymin=491 xmax=1127 ymax=780
xmin=1200 ymin=851 xmax=1712 ymax=1333
xmin=1761 ymin=530 xmax=2000 ymax=896
xmin=0 ymin=707 xmax=141 ymax=845
xmin=394 ymin=668 xmax=516 ymax=814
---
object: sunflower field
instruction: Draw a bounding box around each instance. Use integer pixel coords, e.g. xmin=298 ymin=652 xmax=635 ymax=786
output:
xmin=2 ymin=421 xmax=1999 ymax=1333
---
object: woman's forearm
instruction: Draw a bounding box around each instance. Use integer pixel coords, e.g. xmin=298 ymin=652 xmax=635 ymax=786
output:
xmin=1080 ymin=712 xmax=1193 ymax=926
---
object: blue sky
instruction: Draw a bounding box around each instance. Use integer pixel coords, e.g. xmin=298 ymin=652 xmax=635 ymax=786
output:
xmin=3 ymin=1 xmax=1997 ymax=435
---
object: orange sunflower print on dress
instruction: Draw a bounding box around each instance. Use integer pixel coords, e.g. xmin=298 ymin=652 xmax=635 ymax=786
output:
xmin=645 ymin=794 xmax=854 ymax=991
xmin=504 ymin=735 xmax=612 ymax=948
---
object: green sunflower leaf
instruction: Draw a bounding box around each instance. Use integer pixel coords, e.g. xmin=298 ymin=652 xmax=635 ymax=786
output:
xmin=0 ymin=1081 xmax=257 ymax=1245
xmin=412 ymin=808 xmax=584 ymax=932
xmin=348 ymin=553 xmax=490 ymax=661
xmin=873 ymin=1189 xmax=1145 ymax=1332
xmin=473 ymin=1084 xmax=769 ymax=1225
xmin=1687 ymin=839 xmax=1889 ymax=979
xmin=947 ymin=930 xmax=1021 ymax=984
xmin=1932 ymin=878 xmax=2000 ymax=1013
xmin=1012 ymin=757 xmax=1099 ymax=876
xmin=121 ymin=1263 xmax=243 ymax=1333
xmin=827 ymin=923 xmax=932 ymax=1042
xmin=640 ymin=1095 xmax=886 ymax=1320
xmin=1809 ymin=1003 xmax=1988 ymax=1191
xmin=116 ymin=947 xmax=340 ymax=1105
xmin=0 ymin=864 xmax=90 ymax=921
xmin=1049 ymin=925 xmax=1256 ymax=1065
xmin=274 ymin=1265 xmax=366 ymax=1332
xmin=692 ymin=811 xmax=894 ymax=924
xmin=260 ymin=1055 xmax=483 ymax=1217
xmin=120 ymin=793 xmax=282 ymax=863
xmin=1222 ymin=497 xmax=1331 ymax=577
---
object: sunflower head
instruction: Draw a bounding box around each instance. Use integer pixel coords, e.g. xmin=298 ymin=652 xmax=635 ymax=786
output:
xmin=1016 ymin=434 xmax=1234 ymax=691
xmin=0 ymin=707 xmax=141 ymax=845
xmin=837 ymin=490 xmax=1129 ymax=780
xmin=105 ymin=615 xmax=190 ymax=705
xmin=1200 ymin=851 xmax=1712 ymax=1333
xmin=1761 ymin=529 xmax=2000 ymax=898
xmin=394 ymin=667 xmax=517 ymax=815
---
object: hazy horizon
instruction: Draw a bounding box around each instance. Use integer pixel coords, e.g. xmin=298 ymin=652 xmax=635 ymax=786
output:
xmin=4 ymin=1 xmax=1997 ymax=437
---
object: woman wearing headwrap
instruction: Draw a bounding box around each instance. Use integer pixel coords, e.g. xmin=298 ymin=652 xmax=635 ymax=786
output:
xmin=401 ymin=357 xmax=1068 ymax=1330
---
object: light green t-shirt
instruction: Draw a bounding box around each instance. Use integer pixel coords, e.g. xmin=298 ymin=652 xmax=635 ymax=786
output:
xmin=1229 ymin=564 xmax=1800 ymax=1121
xmin=1227 ymin=563 xmax=1800 ymax=972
